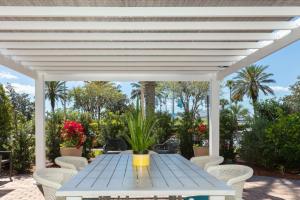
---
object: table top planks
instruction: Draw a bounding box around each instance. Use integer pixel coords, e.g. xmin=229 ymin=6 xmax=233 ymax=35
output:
xmin=56 ymin=154 xmax=235 ymax=198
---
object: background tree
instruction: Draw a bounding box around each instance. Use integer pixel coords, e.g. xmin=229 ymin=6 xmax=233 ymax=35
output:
xmin=70 ymin=81 xmax=127 ymax=121
xmin=45 ymin=81 xmax=66 ymax=162
xmin=173 ymin=81 xmax=209 ymax=119
xmin=0 ymin=84 xmax=12 ymax=150
xmin=6 ymin=84 xmax=34 ymax=134
xmin=283 ymin=76 xmax=300 ymax=113
xmin=155 ymin=83 xmax=168 ymax=112
xmin=6 ymin=84 xmax=34 ymax=173
xmin=232 ymin=65 xmax=275 ymax=111
xmin=45 ymin=81 xmax=66 ymax=113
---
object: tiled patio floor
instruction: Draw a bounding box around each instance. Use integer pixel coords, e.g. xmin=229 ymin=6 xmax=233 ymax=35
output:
xmin=0 ymin=175 xmax=299 ymax=200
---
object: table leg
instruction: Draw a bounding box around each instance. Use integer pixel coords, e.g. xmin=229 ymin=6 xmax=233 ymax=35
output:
xmin=66 ymin=197 xmax=82 ymax=200
xmin=209 ymin=196 xmax=225 ymax=200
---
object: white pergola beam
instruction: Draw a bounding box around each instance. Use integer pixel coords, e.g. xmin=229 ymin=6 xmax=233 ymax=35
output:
xmin=0 ymin=42 xmax=263 ymax=49
xmin=0 ymin=53 xmax=36 ymax=78
xmin=44 ymin=71 xmax=214 ymax=81
xmin=14 ymin=56 xmax=243 ymax=62
xmin=0 ymin=49 xmax=253 ymax=56
xmin=0 ymin=32 xmax=276 ymax=41
xmin=218 ymin=26 xmax=300 ymax=79
xmin=0 ymin=7 xmax=300 ymax=17
xmin=31 ymin=66 xmax=221 ymax=71
xmin=22 ymin=61 xmax=233 ymax=67
xmin=0 ymin=21 xmax=295 ymax=31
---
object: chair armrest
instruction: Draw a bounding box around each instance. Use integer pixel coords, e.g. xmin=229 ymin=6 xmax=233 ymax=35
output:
xmin=227 ymin=168 xmax=254 ymax=186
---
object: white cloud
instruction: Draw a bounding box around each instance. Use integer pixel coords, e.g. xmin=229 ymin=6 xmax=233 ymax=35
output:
xmin=270 ymin=86 xmax=290 ymax=93
xmin=113 ymin=81 xmax=122 ymax=86
xmin=10 ymin=83 xmax=35 ymax=95
xmin=0 ymin=71 xmax=18 ymax=80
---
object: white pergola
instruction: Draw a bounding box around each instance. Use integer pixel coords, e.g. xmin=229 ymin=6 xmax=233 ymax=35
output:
xmin=1 ymin=3 xmax=300 ymax=170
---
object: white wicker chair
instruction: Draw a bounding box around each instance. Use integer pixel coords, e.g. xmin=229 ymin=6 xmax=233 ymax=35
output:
xmin=190 ymin=156 xmax=224 ymax=170
xmin=55 ymin=156 xmax=88 ymax=171
xmin=206 ymin=165 xmax=253 ymax=200
xmin=33 ymin=168 xmax=77 ymax=200
xmin=120 ymin=150 xmax=158 ymax=154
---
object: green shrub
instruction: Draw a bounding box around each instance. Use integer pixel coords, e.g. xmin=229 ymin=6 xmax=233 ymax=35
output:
xmin=12 ymin=121 xmax=34 ymax=173
xmin=177 ymin=112 xmax=194 ymax=159
xmin=46 ymin=111 xmax=64 ymax=162
xmin=255 ymin=99 xmax=289 ymax=121
xmin=264 ymin=113 xmax=300 ymax=170
xmin=220 ymin=109 xmax=237 ymax=161
xmin=100 ymin=111 xmax=128 ymax=143
xmin=79 ymin=112 xmax=95 ymax=159
xmin=0 ymin=84 xmax=12 ymax=150
xmin=154 ymin=112 xmax=173 ymax=143
xmin=240 ymin=103 xmax=300 ymax=171
xmin=240 ymin=117 xmax=270 ymax=166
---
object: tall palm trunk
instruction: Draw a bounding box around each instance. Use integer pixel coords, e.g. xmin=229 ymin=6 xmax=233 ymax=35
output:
xmin=140 ymin=82 xmax=145 ymax=117
xmin=172 ymin=84 xmax=175 ymax=121
xmin=144 ymin=81 xmax=156 ymax=117
xmin=63 ymin=82 xmax=67 ymax=120
xmin=50 ymin=99 xmax=55 ymax=114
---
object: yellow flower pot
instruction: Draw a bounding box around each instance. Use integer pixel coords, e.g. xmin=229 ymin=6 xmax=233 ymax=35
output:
xmin=132 ymin=154 xmax=150 ymax=167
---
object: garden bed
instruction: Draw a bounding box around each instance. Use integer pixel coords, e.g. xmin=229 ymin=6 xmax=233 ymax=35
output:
xmin=237 ymin=160 xmax=300 ymax=180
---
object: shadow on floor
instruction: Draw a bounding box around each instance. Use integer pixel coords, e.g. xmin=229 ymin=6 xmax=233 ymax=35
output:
xmin=243 ymin=176 xmax=300 ymax=200
xmin=0 ymin=189 xmax=15 ymax=198
xmin=0 ymin=180 xmax=11 ymax=186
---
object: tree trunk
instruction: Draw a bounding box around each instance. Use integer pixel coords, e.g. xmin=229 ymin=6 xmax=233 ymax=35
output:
xmin=144 ymin=81 xmax=156 ymax=117
xmin=206 ymin=95 xmax=210 ymax=129
xmin=140 ymin=82 xmax=145 ymax=117
xmin=63 ymin=82 xmax=67 ymax=120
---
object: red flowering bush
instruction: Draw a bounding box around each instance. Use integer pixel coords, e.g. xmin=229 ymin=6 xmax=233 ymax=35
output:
xmin=198 ymin=123 xmax=207 ymax=134
xmin=193 ymin=122 xmax=209 ymax=147
xmin=61 ymin=120 xmax=86 ymax=149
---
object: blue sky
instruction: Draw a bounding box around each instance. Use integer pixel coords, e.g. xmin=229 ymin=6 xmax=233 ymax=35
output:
xmin=1 ymin=40 xmax=300 ymax=113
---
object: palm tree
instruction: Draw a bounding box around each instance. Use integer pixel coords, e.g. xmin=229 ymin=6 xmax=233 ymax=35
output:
xmin=226 ymin=80 xmax=235 ymax=103
xmin=45 ymin=81 xmax=66 ymax=113
xmin=232 ymin=65 xmax=275 ymax=110
xmin=130 ymin=82 xmax=141 ymax=100
xmin=229 ymin=103 xmax=249 ymax=120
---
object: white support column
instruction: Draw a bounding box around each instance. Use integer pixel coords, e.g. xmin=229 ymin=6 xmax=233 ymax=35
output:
xmin=35 ymin=73 xmax=46 ymax=170
xmin=209 ymin=75 xmax=220 ymax=156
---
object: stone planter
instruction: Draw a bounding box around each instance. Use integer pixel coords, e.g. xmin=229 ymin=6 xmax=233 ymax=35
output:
xmin=193 ymin=146 xmax=209 ymax=157
xmin=60 ymin=146 xmax=83 ymax=157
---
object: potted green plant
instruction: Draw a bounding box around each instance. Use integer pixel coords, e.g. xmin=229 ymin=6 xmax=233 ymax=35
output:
xmin=60 ymin=120 xmax=86 ymax=156
xmin=193 ymin=122 xmax=209 ymax=156
xmin=125 ymin=109 xmax=158 ymax=167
